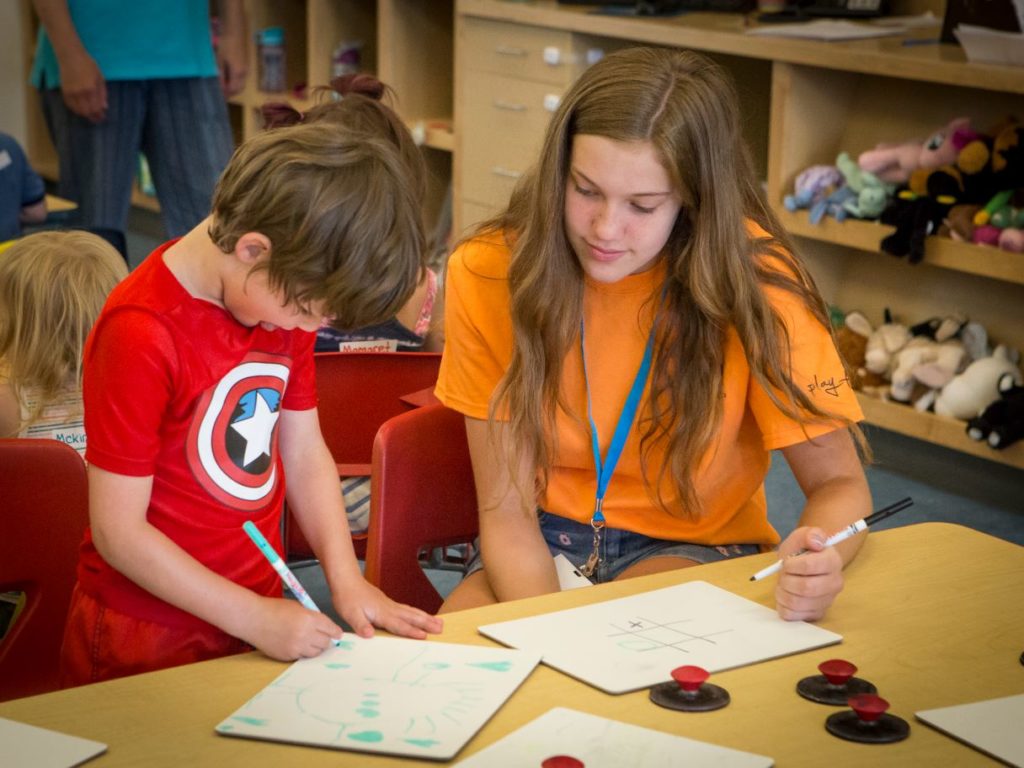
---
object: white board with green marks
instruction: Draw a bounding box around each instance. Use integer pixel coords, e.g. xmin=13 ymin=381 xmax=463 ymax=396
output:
xmin=215 ymin=635 xmax=540 ymax=761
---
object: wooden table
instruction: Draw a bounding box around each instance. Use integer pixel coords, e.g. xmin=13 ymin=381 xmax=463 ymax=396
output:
xmin=2 ymin=522 xmax=1022 ymax=766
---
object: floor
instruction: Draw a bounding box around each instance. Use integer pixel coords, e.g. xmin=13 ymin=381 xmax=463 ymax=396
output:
xmin=121 ymin=209 xmax=1024 ymax=617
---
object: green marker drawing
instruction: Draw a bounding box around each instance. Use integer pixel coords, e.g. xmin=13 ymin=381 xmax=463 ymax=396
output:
xmin=405 ymin=738 xmax=441 ymax=748
xmin=348 ymin=730 xmax=384 ymax=743
xmin=232 ymin=716 xmax=269 ymax=726
xmin=469 ymin=660 xmax=513 ymax=672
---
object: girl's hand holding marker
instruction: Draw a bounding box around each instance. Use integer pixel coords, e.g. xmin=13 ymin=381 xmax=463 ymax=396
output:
xmin=750 ymin=498 xmax=914 ymax=582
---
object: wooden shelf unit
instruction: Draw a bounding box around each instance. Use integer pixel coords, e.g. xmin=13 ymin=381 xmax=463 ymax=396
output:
xmin=454 ymin=0 xmax=1024 ymax=470
xmin=20 ymin=0 xmax=454 ymax=221
xmin=858 ymin=394 xmax=1024 ymax=470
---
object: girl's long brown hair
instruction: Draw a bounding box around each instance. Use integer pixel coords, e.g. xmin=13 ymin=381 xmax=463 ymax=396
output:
xmin=477 ymin=47 xmax=865 ymax=517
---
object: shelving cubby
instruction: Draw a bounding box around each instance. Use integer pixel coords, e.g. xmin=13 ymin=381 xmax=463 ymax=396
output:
xmin=767 ymin=62 xmax=1024 ymax=468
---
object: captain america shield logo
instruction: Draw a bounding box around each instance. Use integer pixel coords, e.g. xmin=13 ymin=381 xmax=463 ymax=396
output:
xmin=187 ymin=355 xmax=291 ymax=510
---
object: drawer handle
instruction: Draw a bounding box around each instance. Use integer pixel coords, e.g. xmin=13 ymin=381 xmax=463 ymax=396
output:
xmin=495 ymin=45 xmax=528 ymax=57
xmin=493 ymin=100 xmax=527 ymax=112
xmin=491 ymin=166 xmax=523 ymax=179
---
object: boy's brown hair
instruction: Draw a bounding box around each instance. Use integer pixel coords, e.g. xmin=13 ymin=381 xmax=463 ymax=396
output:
xmin=208 ymin=120 xmax=425 ymax=330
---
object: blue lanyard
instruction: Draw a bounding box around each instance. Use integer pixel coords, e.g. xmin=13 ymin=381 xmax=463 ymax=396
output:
xmin=580 ymin=318 xmax=655 ymax=526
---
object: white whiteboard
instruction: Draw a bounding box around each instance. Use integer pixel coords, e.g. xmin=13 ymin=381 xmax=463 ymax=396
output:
xmin=216 ymin=635 xmax=540 ymax=761
xmin=2 ymin=717 xmax=106 ymax=768
xmin=479 ymin=581 xmax=841 ymax=694
xmin=454 ymin=707 xmax=774 ymax=767
xmin=917 ymin=693 xmax=1024 ymax=767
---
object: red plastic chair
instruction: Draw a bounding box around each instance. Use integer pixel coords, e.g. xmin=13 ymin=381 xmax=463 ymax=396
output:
xmin=0 ymin=439 xmax=89 ymax=701
xmin=284 ymin=351 xmax=442 ymax=562
xmin=364 ymin=404 xmax=479 ymax=614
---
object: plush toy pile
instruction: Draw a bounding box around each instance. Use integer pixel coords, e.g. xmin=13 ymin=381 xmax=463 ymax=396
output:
xmin=832 ymin=307 xmax=1024 ymax=450
xmin=785 ymin=117 xmax=1024 ymax=262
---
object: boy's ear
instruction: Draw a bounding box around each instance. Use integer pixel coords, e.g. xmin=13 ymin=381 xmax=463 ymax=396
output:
xmin=234 ymin=232 xmax=272 ymax=265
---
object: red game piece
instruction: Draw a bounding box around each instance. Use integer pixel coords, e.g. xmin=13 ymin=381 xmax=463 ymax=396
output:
xmin=542 ymin=756 xmax=585 ymax=768
xmin=825 ymin=693 xmax=910 ymax=743
xmin=796 ymin=658 xmax=877 ymax=705
xmin=649 ymin=665 xmax=730 ymax=712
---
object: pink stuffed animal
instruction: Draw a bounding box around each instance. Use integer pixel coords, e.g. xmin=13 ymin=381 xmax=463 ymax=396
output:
xmin=998 ymin=228 xmax=1024 ymax=252
xmin=858 ymin=117 xmax=973 ymax=185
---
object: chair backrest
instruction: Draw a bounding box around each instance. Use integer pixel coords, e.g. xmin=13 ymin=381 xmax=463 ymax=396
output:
xmin=364 ymin=404 xmax=478 ymax=614
xmin=314 ymin=351 xmax=442 ymax=465
xmin=0 ymin=439 xmax=89 ymax=701
xmin=285 ymin=351 xmax=443 ymax=561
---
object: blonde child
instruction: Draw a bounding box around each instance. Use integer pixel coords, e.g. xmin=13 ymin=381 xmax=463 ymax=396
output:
xmin=0 ymin=230 xmax=127 ymax=452
xmin=60 ymin=102 xmax=442 ymax=687
xmin=436 ymin=48 xmax=872 ymax=620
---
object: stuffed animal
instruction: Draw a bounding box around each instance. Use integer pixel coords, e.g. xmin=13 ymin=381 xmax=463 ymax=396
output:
xmin=992 ymin=120 xmax=1024 ymax=191
xmin=808 ymin=185 xmax=855 ymax=225
xmin=973 ymin=224 xmax=1002 ymax=246
xmin=784 ymin=165 xmax=843 ymax=213
xmin=880 ymin=192 xmax=951 ymax=263
xmin=998 ymin=228 xmax=1024 ymax=252
xmin=974 ymin=189 xmax=1013 ymax=226
xmin=857 ymin=117 xmax=971 ymax=185
xmin=966 ymin=373 xmax=1024 ymax=449
xmin=890 ymin=315 xmax=970 ymax=409
xmin=863 ymin=309 xmax=911 ymax=379
xmin=939 ymin=203 xmax=982 ymax=241
xmin=890 ymin=337 xmax=967 ymax=409
xmin=934 ymin=345 xmax=1023 ymax=420
xmin=836 ymin=152 xmax=893 ymax=219
xmin=830 ymin=309 xmax=896 ymax=398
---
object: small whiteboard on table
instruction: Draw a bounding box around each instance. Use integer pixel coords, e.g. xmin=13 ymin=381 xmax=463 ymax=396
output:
xmin=2 ymin=717 xmax=106 ymax=768
xmin=216 ymin=635 xmax=540 ymax=761
xmin=479 ymin=581 xmax=841 ymax=694
xmin=454 ymin=707 xmax=774 ymax=767
xmin=917 ymin=693 xmax=1024 ymax=767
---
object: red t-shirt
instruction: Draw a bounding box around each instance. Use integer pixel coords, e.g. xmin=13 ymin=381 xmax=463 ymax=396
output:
xmin=81 ymin=241 xmax=317 ymax=631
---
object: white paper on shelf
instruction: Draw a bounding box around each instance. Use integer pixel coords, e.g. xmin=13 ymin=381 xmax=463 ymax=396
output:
xmin=747 ymin=20 xmax=907 ymax=41
xmin=954 ymin=24 xmax=1024 ymax=66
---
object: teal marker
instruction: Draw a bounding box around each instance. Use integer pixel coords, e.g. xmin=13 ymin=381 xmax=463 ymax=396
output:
xmin=242 ymin=520 xmax=342 ymax=645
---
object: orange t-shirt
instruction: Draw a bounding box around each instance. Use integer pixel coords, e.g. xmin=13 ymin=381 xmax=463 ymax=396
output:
xmin=435 ymin=231 xmax=862 ymax=548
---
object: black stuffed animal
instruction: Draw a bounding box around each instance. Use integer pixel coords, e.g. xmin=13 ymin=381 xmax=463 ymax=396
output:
xmin=992 ymin=121 xmax=1024 ymax=191
xmin=880 ymin=193 xmax=951 ymax=264
xmin=966 ymin=372 xmax=1024 ymax=450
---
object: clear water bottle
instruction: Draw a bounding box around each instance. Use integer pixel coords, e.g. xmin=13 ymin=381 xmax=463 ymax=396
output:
xmin=257 ymin=26 xmax=286 ymax=93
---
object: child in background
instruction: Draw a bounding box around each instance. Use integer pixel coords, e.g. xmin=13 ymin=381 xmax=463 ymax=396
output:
xmin=262 ymin=74 xmax=443 ymax=537
xmin=436 ymin=48 xmax=872 ymax=619
xmin=60 ymin=101 xmax=442 ymax=687
xmin=262 ymin=74 xmax=444 ymax=354
xmin=0 ymin=229 xmax=125 ymax=642
xmin=0 ymin=230 xmax=127 ymax=453
xmin=0 ymin=131 xmax=47 ymax=243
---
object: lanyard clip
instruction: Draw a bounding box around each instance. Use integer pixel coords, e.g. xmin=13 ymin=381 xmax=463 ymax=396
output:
xmin=592 ymin=497 xmax=605 ymax=529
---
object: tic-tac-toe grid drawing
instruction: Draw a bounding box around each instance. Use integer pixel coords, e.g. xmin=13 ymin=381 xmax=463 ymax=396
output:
xmin=479 ymin=581 xmax=841 ymax=694
xmin=606 ymin=615 xmax=735 ymax=653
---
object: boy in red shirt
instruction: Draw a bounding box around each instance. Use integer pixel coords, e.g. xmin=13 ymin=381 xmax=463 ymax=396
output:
xmin=62 ymin=112 xmax=442 ymax=686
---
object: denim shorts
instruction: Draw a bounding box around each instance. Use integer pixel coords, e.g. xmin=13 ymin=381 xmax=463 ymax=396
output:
xmin=465 ymin=510 xmax=761 ymax=584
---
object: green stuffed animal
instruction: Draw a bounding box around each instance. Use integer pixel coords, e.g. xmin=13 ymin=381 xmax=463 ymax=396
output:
xmin=836 ymin=152 xmax=893 ymax=219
